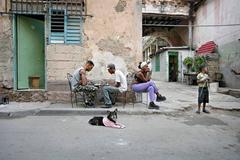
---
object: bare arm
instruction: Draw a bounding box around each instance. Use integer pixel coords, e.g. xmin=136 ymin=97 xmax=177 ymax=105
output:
xmin=136 ymin=72 xmax=150 ymax=82
xmin=79 ymin=69 xmax=87 ymax=86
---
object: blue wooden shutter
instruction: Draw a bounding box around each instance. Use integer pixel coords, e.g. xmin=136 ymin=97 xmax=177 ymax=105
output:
xmin=155 ymin=54 xmax=160 ymax=72
xmin=66 ymin=16 xmax=82 ymax=44
xmin=49 ymin=9 xmax=65 ymax=44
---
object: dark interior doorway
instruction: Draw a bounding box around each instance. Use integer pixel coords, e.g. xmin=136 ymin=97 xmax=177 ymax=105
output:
xmin=169 ymin=52 xmax=178 ymax=82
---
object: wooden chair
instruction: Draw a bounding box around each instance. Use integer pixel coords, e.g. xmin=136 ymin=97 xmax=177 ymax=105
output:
xmin=67 ymin=73 xmax=86 ymax=108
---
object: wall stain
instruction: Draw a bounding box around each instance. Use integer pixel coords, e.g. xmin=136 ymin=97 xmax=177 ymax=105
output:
xmin=97 ymin=38 xmax=132 ymax=56
xmin=115 ymin=0 xmax=127 ymax=12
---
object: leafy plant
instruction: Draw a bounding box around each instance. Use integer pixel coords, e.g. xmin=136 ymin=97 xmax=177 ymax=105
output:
xmin=183 ymin=57 xmax=193 ymax=66
xmin=194 ymin=56 xmax=206 ymax=72
xmin=183 ymin=57 xmax=193 ymax=73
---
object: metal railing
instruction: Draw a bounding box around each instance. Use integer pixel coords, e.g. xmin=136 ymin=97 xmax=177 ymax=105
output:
xmin=1 ymin=0 xmax=91 ymax=17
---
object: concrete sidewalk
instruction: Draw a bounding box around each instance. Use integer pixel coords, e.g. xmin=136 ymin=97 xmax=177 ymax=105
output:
xmin=0 ymin=81 xmax=239 ymax=117
xmin=154 ymin=81 xmax=240 ymax=111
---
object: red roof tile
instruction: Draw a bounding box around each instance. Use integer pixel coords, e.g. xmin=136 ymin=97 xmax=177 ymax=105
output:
xmin=196 ymin=41 xmax=217 ymax=55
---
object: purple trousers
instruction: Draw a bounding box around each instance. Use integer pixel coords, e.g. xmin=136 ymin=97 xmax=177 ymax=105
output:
xmin=132 ymin=80 xmax=159 ymax=102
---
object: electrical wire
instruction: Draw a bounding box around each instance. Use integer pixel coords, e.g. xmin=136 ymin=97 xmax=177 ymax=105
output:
xmin=143 ymin=23 xmax=240 ymax=28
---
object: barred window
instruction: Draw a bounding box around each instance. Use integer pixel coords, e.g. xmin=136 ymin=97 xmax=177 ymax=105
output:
xmin=49 ymin=9 xmax=83 ymax=44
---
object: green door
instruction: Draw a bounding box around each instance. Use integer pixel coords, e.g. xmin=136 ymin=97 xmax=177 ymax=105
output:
xmin=168 ymin=51 xmax=178 ymax=82
xmin=17 ymin=15 xmax=45 ymax=89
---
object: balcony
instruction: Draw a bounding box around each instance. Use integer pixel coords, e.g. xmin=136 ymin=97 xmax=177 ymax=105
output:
xmin=2 ymin=0 xmax=87 ymax=16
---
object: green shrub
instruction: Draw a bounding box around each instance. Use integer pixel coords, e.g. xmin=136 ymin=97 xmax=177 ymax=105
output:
xmin=183 ymin=57 xmax=193 ymax=73
xmin=194 ymin=56 xmax=206 ymax=72
xmin=183 ymin=57 xmax=193 ymax=66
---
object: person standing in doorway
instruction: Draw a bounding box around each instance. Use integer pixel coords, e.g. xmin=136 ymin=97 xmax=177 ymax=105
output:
xmin=102 ymin=64 xmax=127 ymax=108
xmin=196 ymin=65 xmax=210 ymax=114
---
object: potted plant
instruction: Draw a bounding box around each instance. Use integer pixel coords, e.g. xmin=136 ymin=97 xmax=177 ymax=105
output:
xmin=194 ymin=56 xmax=206 ymax=72
xmin=183 ymin=57 xmax=193 ymax=73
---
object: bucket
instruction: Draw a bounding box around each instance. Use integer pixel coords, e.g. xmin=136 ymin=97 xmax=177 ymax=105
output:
xmin=210 ymin=82 xmax=219 ymax=92
xmin=29 ymin=76 xmax=40 ymax=89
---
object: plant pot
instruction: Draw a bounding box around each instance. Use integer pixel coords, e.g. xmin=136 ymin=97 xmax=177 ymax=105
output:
xmin=29 ymin=76 xmax=40 ymax=89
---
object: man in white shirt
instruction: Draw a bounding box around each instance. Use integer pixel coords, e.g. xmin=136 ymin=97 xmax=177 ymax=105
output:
xmin=102 ymin=64 xmax=127 ymax=108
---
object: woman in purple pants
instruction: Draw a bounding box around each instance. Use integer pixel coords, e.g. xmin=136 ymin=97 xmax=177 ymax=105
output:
xmin=132 ymin=62 xmax=166 ymax=109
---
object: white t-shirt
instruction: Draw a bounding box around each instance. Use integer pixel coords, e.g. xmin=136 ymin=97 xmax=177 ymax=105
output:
xmin=115 ymin=70 xmax=127 ymax=93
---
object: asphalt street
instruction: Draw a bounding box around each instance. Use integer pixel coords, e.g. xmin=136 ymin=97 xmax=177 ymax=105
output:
xmin=0 ymin=110 xmax=239 ymax=160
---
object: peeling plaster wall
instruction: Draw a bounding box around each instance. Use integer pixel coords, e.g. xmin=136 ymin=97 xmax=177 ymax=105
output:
xmin=0 ymin=0 xmax=13 ymax=87
xmin=193 ymin=0 xmax=240 ymax=89
xmin=174 ymin=27 xmax=188 ymax=45
xmin=146 ymin=28 xmax=186 ymax=46
xmin=46 ymin=0 xmax=142 ymax=90
xmin=142 ymin=0 xmax=188 ymax=16
xmin=0 ymin=0 xmax=142 ymax=101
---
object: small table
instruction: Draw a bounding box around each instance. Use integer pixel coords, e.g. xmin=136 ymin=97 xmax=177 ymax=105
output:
xmin=89 ymin=80 xmax=111 ymax=105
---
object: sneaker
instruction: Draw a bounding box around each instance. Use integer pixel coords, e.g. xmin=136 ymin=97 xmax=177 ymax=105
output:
xmin=99 ymin=97 xmax=105 ymax=103
xmin=85 ymin=102 xmax=95 ymax=108
xmin=203 ymin=109 xmax=210 ymax=114
xmin=86 ymin=104 xmax=95 ymax=108
xmin=101 ymin=104 xmax=112 ymax=108
xmin=156 ymin=95 xmax=166 ymax=102
xmin=196 ymin=110 xmax=200 ymax=114
xmin=148 ymin=102 xmax=160 ymax=110
xmin=99 ymin=97 xmax=115 ymax=105
xmin=109 ymin=95 xmax=116 ymax=105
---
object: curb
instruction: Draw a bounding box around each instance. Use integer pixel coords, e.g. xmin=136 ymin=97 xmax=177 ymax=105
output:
xmin=0 ymin=108 xmax=171 ymax=118
xmin=209 ymin=105 xmax=240 ymax=111
xmin=36 ymin=108 xmax=167 ymax=116
xmin=1 ymin=105 xmax=239 ymax=118
xmin=0 ymin=109 xmax=40 ymax=118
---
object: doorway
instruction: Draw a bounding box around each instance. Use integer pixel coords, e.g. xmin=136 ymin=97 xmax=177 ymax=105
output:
xmin=15 ymin=15 xmax=45 ymax=89
xmin=168 ymin=51 xmax=178 ymax=82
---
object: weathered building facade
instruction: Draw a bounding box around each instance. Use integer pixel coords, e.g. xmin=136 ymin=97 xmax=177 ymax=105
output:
xmin=142 ymin=0 xmax=192 ymax=82
xmin=142 ymin=0 xmax=240 ymax=89
xmin=0 ymin=0 xmax=142 ymax=101
xmin=193 ymin=0 xmax=240 ymax=89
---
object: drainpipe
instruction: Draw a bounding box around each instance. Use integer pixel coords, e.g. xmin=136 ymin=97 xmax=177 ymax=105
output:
xmin=188 ymin=1 xmax=194 ymax=57
xmin=188 ymin=20 xmax=193 ymax=56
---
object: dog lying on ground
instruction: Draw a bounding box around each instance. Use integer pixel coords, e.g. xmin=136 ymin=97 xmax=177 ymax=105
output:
xmin=88 ymin=108 xmax=125 ymax=129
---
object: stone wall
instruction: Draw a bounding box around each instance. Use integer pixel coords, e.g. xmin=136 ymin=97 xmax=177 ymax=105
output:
xmin=0 ymin=15 xmax=13 ymax=87
xmin=193 ymin=0 xmax=240 ymax=88
xmin=205 ymin=53 xmax=220 ymax=82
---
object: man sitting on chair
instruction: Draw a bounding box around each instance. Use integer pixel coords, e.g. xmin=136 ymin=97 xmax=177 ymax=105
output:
xmin=102 ymin=64 xmax=127 ymax=108
xmin=71 ymin=60 xmax=98 ymax=107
